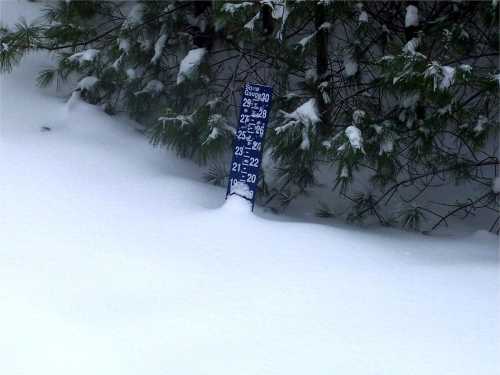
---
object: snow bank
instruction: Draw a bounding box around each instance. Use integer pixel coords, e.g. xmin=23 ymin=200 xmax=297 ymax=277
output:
xmin=228 ymin=180 xmax=254 ymax=200
xmin=0 ymin=3 xmax=498 ymax=375
xmin=224 ymin=192 xmax=253 ymax=212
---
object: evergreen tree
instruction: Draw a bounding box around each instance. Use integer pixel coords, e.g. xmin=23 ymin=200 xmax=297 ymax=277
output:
xmin=1 ymin=0 xmax=498 ymax=232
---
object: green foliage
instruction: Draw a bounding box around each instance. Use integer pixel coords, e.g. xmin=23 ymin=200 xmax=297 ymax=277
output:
xmin=1 ymin=0 xmax=498 ymax=232
xmin=204 ymin=163 xmax=229 ymax=187
xmin=397 ymin=206 xmax=427 ymax=232
xmin=150 ymin=100 xmax=234 ymax=164
xmin=346 ymin=192 xmax=383 ymax=224
xmin=315 ymin=202 xmax=335 ymax=218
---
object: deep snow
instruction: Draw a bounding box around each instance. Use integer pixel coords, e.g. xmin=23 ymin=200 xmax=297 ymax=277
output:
xmin=1 ymin=2 xmax=499 ymax=375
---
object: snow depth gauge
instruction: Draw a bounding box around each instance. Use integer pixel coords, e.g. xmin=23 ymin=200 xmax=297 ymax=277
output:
xmin=226 ymin=83 xmax=273 ymax=209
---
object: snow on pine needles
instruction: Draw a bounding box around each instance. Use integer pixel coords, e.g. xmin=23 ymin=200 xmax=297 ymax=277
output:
xmin=0 ymin=3 xmax=498 ymax=375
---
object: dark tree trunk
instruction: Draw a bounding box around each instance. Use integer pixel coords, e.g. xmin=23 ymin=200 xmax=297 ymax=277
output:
xmin=262 ymin=3 xmax=274 ymax=36
xmin=315 ymin=5 xmax=328 ymax=80
xmin=193 ymin=0 xmax=211 ymax=17
xmin=315 ymin=3 xmax=329 ymax=134
xmin=191 ymin=1 xmax=214 ymax=50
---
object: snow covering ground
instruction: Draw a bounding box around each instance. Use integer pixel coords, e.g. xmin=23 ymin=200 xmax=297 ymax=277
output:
xmin=1 ymin=2 xmax=499 ymax=375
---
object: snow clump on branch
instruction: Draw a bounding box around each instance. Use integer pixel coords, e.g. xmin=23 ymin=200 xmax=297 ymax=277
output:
xmin=275 ymin=98 xmax=321 ymax=150
xmin=177 ymin=48 xmax=207 ymax=85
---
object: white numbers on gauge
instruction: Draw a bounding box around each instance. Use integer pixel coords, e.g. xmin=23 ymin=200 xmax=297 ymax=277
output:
xmin=235 ymin=146 xmax=244 ymax=156
xmin=232 ymin=162 xmax=241 ymax=172
xmin=246 ymin=174 xmax=256 ymax=183
xmin=237 ymin=130 xmax=246 ymax=140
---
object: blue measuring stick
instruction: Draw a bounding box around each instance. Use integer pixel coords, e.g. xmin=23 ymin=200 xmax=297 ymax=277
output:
xmin=226 ymin=83 xmax=273 ymax=210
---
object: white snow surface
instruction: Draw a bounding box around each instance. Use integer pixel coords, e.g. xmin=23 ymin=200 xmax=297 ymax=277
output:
xmin=0 ymin=3 xmax=499 ymax=375
xmin=229 ymin=181 xmax=254 ymax=200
